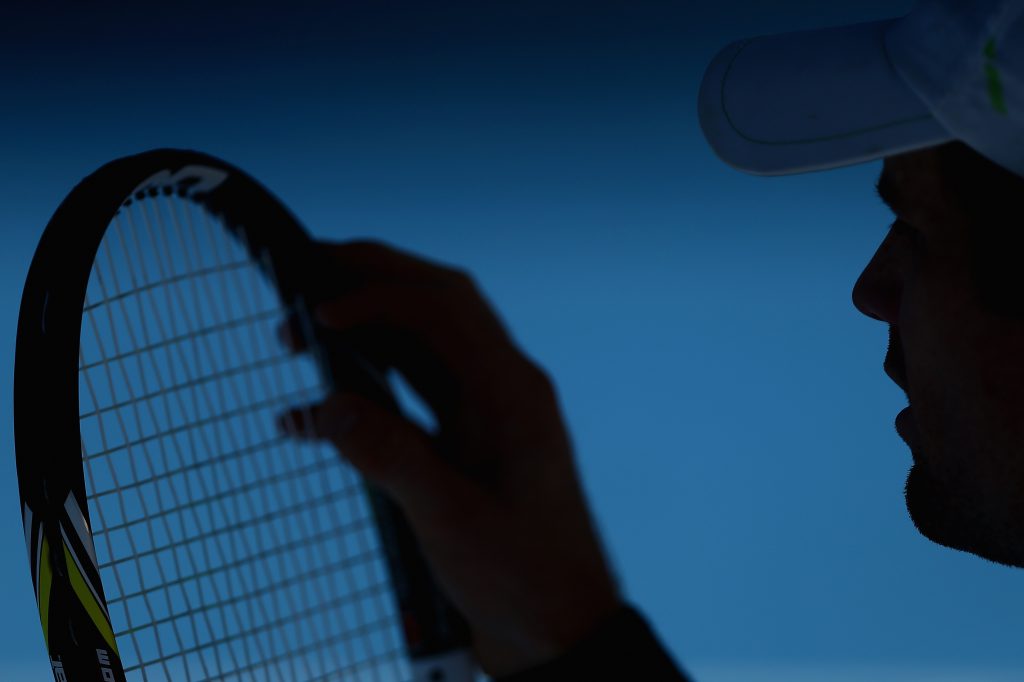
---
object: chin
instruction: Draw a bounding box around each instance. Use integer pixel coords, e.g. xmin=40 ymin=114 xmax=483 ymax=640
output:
xmin=905 ymin=464 xmax=1024 ymax=568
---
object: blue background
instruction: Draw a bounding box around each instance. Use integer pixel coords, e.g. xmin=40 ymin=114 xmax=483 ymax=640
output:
xmin=2 ymin=1 xmax=1023 ymax=679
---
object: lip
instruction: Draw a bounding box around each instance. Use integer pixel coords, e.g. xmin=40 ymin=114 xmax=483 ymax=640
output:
xmin=895 ymin=407 xmax=919 ymax=450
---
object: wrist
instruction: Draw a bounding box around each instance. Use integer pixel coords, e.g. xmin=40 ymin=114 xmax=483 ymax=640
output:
xmin=475 ymin=588 xmax=625 ymax=677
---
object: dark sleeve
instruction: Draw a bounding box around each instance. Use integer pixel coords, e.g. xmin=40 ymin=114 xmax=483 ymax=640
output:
xmin=494 ymin=605 xmax=692 ymax=682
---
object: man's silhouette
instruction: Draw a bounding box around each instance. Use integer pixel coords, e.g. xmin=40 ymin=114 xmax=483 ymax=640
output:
xmin=855 ymin=144 xmax=1024 ymax=569
xmin=281 ymin=0 xmax=1024 ymax=678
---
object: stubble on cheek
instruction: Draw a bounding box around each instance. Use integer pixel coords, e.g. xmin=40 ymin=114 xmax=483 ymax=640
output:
xmin=906 ymin=460 xmax=1024 ymax=567
xmin=900 ymin=252 xmax=1024 ymax=566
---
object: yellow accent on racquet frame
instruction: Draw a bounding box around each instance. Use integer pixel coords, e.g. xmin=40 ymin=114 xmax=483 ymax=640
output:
xmin=64 ymin=542 xmax=119 ymax=655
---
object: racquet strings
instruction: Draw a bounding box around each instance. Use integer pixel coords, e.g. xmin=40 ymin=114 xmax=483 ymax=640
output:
xmin=76 ymin=191 xmax=409 ymax=681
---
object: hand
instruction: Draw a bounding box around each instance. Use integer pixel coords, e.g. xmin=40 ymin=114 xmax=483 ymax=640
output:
xmin=279 ymin=239 xmax=623 ymax=676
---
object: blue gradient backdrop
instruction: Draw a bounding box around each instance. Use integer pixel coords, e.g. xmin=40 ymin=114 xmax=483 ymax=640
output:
xmin=2 ymin=2 xmax=1022 ymax=679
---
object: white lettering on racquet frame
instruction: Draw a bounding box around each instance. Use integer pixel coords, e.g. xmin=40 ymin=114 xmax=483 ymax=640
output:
xmin=96 ymin=648 xmax=115 ymax=681
xmin=130 ymin=165 xmax=229 ymax=198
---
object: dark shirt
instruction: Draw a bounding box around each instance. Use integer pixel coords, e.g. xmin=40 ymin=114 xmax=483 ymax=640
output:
xmin=495 ymin=605 xmax=692 ymax=681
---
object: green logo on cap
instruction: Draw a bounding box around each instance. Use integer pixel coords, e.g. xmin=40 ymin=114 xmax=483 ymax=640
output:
xmin=984 ymin=38 xmax=1008 ymax=115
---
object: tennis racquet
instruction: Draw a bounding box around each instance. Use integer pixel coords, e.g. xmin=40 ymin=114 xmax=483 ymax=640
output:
xmin=14 ymin=149 xmax=475 ymax=681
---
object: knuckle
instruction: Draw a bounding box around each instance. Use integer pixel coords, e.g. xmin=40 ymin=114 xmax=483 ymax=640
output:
xmin=345 ymin=237 xmax=390 ymax=252
xmin=346 ymin=239 xmax=398 ymax=263
xmin=518 ymin=356 xmax=557 ymax=398
xmin=437 ymin=265 xmax=476 ymax=288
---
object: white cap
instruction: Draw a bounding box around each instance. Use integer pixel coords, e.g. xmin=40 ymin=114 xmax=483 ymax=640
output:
xmin=698 ymin=0 xmax=1024 ymax=179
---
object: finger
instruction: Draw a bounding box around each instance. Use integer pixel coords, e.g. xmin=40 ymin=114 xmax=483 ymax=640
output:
xmin=310 ymin=238 xmax=518 ymax=410
xmin=276 ymin=316 xmax=308 ymax=352
xmin=313 ymin=281 xmax=516 ymax=394
xmin=277 ymin=310 xmax=392 ymax=402
xmin=279 ymin=393 xmax=481 ymax=524
xmin=314 ymin=239 xmax=467 ymax=286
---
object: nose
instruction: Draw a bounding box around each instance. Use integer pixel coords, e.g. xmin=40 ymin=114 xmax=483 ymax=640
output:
xmin=852 ymin=227 xmax=905 ymax=324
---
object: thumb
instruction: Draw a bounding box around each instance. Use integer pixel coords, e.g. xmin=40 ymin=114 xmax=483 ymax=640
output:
xmin=279 ymin=392 xmax=477 ymax=524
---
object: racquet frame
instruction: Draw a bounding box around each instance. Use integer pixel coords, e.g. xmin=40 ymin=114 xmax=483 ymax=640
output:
xmin=14 ymin=149 xmax=472 ymax=682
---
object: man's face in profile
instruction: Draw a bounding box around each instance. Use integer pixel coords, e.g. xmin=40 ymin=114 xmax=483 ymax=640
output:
xmin=853 ymin=144 xmax=1024 ymax=567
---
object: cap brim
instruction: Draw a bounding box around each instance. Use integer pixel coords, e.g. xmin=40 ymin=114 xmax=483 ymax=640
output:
xmin=698 ymin=18 xmax=953 ymax=176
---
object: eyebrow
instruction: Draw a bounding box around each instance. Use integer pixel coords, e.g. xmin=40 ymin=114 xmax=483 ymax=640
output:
xmin=875 ymin=174 xmax=903 ymax=213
